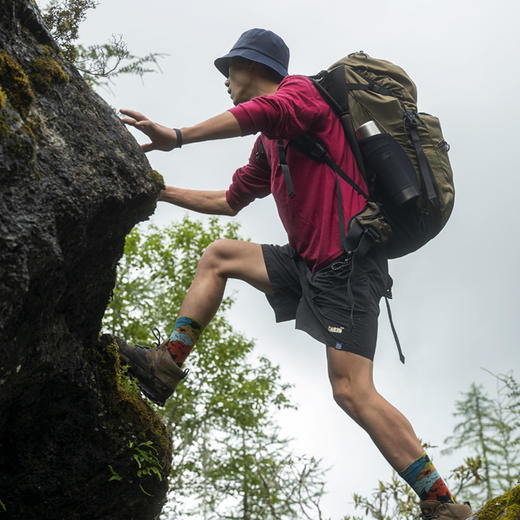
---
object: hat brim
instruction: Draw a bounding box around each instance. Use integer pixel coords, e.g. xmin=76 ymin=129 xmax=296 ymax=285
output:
xmin=214 ymin=48 xmax=288 ymax=79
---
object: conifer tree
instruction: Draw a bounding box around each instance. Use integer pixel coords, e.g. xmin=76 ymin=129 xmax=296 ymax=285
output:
xmin=442 ymin=383 xmax=496 ymax=503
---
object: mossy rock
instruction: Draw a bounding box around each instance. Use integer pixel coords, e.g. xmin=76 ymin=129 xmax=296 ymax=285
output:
xmin=0 ymin=335 xmax=172 ymax=519
xmin=89 ymin=334 xmax=173 ymax=510
xmin=476 ymin=485 xmax=520 ymax=520
xmin=1 ymin=0 xmax=164 ymax=517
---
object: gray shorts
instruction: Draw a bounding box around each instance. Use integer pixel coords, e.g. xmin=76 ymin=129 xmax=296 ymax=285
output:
xmin=261 ymin=244 xmax=392 ymax=360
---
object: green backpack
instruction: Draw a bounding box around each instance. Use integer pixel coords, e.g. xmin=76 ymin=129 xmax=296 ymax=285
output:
xmin=297 ymin=52 xmax=455 ymax=259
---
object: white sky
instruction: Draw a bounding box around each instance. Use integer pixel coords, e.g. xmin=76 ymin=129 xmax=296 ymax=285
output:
xmin=40 ymin=0 xmax=520 ymax=517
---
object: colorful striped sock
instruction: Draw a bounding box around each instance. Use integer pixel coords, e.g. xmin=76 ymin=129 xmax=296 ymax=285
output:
xmin=166 ymin=316 xmax=203 ymax=367
xmin=399 ymin=453 xmax=454 ymax=503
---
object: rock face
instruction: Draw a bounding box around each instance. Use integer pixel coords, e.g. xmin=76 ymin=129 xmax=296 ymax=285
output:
xmin=0 ymin=1 xmax=171 ymax=518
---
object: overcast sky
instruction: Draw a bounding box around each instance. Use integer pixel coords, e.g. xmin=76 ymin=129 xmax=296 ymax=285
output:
xmin=41 ymin=0 xmax=520 ymax=517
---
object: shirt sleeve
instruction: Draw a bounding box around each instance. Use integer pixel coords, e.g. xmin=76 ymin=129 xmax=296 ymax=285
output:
xmin=226 ymin=136 xmax=271 ymax=213
xmin=228 ymin=76 xmax=324 ymax=141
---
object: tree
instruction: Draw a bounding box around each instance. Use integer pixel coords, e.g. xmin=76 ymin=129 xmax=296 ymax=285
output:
xmin=485 ymin=374 xmax=520 ymax=494
xmin=41 ymin=0 xmax=163 ymax=86
xmin=103 ymin=217 xmax=329 ymax=519
xmin=442 ymin=383 xmax=496 ymax=503
xmin=442 ymin=376 xmax=520 ymax=505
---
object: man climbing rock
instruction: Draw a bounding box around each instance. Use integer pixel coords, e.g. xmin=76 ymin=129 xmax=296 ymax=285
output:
xmin=117 ymin=28 xmax=472 ymax=520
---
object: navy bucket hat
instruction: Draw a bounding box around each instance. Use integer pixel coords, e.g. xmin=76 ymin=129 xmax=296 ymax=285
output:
xmin=214 ymin=28 xmax=289 ymax=79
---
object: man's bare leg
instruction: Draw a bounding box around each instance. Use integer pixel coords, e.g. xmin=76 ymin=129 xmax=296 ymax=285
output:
xmin=326 ymin=347 xmax=423 ymax=471
xmin=115 ymin=239 xmax=272 ymax=404
xmin=179 ymin=239 xmax=272 ymax=327
xmin=326 ymin=347 xmax=465 ymax=514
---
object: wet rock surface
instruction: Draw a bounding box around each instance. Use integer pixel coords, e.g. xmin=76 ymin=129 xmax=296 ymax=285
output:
xmin=0 ymin=1 xmax=170 ymax=518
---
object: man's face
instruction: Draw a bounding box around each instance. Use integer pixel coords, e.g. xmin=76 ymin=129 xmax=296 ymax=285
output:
xmin=226 ymin=60 xmax=255 ymax=106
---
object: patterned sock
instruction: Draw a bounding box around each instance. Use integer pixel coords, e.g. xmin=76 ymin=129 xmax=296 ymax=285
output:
xmin=166 ymin=316 xmax=203 ymax=367
xmin=399 ymin=453 xmax=455 ymax=503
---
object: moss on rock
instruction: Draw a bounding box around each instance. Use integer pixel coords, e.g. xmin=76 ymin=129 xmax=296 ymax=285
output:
xmin=0 ymin=86 xmax=6 ymax=110
xmin=150 ymin=169 xmax=165 ymax=190
xmin=31 ymin=56 xmax=69 ymax=92
xmin=477 ymin=484 xmax=520 ymax=520
xmin=92 ymin=335 xmax=172 ymax=499
xmin=0 ymin=51 xmax=35 ymax=116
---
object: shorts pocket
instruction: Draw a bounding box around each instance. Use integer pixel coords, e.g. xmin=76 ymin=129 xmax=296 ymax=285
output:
xmin=311 ymin=267 xmax=371 ymax=316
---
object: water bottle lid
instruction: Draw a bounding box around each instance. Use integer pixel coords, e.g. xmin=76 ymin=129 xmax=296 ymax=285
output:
xmin=356 ymin=120 xmax=381 ymax=140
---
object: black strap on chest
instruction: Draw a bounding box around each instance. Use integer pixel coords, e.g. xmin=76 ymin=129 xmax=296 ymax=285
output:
xmin=291 ymin=133 xmax=369 ymax=199
xmin=255 ymin=137 xmax=267 ymax=162
xmin=277 ymin=140 xmax=296 ymax=199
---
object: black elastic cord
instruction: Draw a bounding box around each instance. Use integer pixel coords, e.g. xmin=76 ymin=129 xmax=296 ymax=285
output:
xmin=325 ymin=154 xmax=369 ymax=199
xmin=347 ymin=252 xmax=356 ymax=331
xmin=335 ymin=174 xmax=348 ymax=252
xmin=409 ymin=126 xmax=437 ymax=204
xmin=173 ymin=128 xmax=183 ymax=148
xmin=384 ymin=296 xmax=405 ymax=364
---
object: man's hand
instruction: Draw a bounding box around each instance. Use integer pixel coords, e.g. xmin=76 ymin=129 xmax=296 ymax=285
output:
xmin=120 ymin=109 xmax=177 ymax=152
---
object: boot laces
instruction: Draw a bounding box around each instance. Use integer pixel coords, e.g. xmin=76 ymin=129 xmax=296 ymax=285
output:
xmin=152 ymin=327 xmax=162 ymax=348
xmin=151 ymin=328 xmax=190 ymax=379
xmin=135 ymin=328 xmax=163 ymax=351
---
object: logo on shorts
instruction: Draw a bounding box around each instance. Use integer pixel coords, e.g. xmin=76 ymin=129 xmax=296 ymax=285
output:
xmin=328 ymin=325 xmax=344 ymax=334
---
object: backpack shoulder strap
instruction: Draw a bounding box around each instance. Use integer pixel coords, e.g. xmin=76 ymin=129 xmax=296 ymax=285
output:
xmin=310 ymin=70 xmax=369 ymax=186
xmin=291 ymin=134 xmax=368 ymax=199
xmin=255 ymin=136 xmax=267 ymax=161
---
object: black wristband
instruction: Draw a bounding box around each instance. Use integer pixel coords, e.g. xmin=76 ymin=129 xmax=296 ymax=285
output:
xmin=173 ymin=128 xmax=183 ymax=148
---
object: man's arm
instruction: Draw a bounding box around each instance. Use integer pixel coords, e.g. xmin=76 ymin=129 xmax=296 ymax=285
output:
xmin=119 ymin=110 xmax=242 ymax=152
xmin=158 ymin=186 xmax=237 ymax=216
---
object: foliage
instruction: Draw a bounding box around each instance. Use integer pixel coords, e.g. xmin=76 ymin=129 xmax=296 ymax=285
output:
xmin=130 ymin=440 xmax=163 ymax=481
xmin=41 ymin=0 xmax=163 ymax=86
xmin=442 ymin=375 xmax=520 ymax=505
xmin=108 ymin=464 xmax=123 ymax=482
xmin=442 ymin=383 xmax=496 ymax=503
xmin=103 ymin=217 xmax=328 ymax=519
xmin=342 ymin=470 xmax=419 ymax=520
xmin=41 ymin=0 xmax=98 ymax=61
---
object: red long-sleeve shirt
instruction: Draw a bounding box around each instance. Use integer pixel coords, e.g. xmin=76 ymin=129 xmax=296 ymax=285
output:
xmin=226 ymin=75 xmax=367 ymax=271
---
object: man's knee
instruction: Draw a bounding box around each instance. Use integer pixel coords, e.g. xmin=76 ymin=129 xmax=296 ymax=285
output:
xmin=331 ymin=380 xmax=373 ymax=422
xmin=198 ymin=239 xmax=236 ymax=275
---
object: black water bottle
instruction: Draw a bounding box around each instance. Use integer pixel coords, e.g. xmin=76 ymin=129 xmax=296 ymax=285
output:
xmin=356 ymin=121 xmax=419 ymax=206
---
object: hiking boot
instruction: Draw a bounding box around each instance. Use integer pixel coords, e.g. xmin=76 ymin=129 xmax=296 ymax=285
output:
xmin=419 ymin=500 xmax=473 ymax=520
xmin=114 ymin=336 xmax=188 ymax=406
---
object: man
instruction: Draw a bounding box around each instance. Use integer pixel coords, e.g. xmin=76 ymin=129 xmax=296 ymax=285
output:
xmin=118 ymin=28 xmax=472 ymax=520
